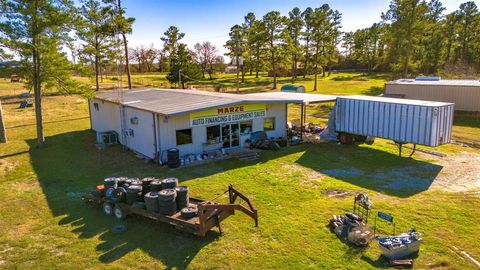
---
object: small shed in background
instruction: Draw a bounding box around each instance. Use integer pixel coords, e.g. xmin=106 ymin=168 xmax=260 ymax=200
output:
xmin=385 ymin=78 xmax=480 ymax=112
xmin=281 ymin=84 xmax=306 ymax=93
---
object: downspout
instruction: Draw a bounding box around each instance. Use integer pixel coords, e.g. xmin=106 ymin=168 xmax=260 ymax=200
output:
xmin=156 ymin=114 xmax=162 ymax=165
xmin=152 ymin=113 xmax=158 ymax=164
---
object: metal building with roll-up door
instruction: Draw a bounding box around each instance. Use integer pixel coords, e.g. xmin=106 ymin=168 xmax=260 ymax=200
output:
xmin=385 ymin=79 xmax=480 ymax=112
xmin=335 ymin=96 xmax=454 ymax=147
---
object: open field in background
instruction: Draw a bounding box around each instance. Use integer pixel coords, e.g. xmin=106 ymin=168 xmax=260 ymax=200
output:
xmin=1 ymin=74 xmax=480 ymax=269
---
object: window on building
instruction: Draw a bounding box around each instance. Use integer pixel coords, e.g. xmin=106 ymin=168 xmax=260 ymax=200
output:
xmin=263 ymin=117 xmax=275 ymax=131
xmin=206 ymin=125 xmax=221 ymax=143
xmin=176 ymin=129 xmax=192 ymax=145
xmin=240 ymin=121 xmax=253 ymax=136
xmin=93 ymin=103 xmax=99 ymax=111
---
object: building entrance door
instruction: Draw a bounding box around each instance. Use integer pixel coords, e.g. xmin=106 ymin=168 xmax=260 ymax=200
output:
xmin=221 ymin=123 xmax=240 ymax=148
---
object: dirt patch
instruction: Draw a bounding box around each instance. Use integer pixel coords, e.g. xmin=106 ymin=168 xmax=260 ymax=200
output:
xmin=429 ymin=152 xmax=480 ymax=192
xmin=0 ymin=159 xmax=17 ymax=176
xmin=322 ymin=188 xmax=356 ymax=199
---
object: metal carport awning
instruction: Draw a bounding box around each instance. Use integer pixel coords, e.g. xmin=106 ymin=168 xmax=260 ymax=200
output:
xmin=244 ymin=92 xmax=337 ymax=105
xmin=245 ymin=92 xmax=338 ymax=141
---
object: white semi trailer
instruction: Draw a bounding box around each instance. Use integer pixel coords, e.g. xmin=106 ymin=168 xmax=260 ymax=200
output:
xmin=333 ymin=96 xmax=454 ymax=155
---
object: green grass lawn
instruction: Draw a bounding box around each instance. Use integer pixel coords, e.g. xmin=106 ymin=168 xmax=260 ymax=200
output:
xmin=1 ymin=75 xmax=480 ymax=269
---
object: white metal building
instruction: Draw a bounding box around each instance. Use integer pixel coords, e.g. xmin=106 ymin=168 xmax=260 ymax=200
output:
xmin=89 ymin=88 xmax=336 ymax=162
xmin=385 ymin=79 xmax=480 ymax=112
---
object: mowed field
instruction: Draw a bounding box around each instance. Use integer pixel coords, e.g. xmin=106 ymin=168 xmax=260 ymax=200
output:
xmin=1 ymin=74 xmax=480 ymax=269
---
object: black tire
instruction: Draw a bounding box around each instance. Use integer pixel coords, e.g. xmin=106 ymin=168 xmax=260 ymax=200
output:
xmin=149 ymin=180 xmax=163 ymax=192
xmin=126 ymin=185 xmax=142 ymax=193
xmin=110 ymin=187 xmax=127 ymax=203
xmin=115 ymin=176 xmax=129 ymax=187
xmin=132 ymin=201 xmax=146 ymax=209
xmin=103 ymin=202 xmax=113 ymax=216
xmin=158 ymin=200 xmax=177 ymax=215
xmin=130 ymin=178 xmax=141 ymax=186
xmin=113 ymin=205 xmax=127 ymax=220
xmin=141 ymin=177 xmax=155 ymax=194
xmin=270 ymin=142 xmax=281 ymax=151
xmin=354 ymin=135 xmax=367 ymax=144
xmin=175 ymin=186 xmax=189 ymax=210
xmin=144 ymin=191 xmax=160 ymax=212
xmin=180 ymin=207 xmax=198 ymax=219
xmin=125 ymin=185 xmax=142 ymax=204
xmin=161 ymin=178 xmax=178 ymax=189
xmin=104 ymin=177 xmax=116 ymax=189
xmin=338 ymin=133 xmax=353 ymax=145
xmin=158 ymin=189 xmax=176 ymax=202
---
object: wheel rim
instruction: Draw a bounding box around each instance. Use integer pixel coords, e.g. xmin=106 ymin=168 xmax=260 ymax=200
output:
xmin=104 ymin=204 xmax=112 ymax=215
xmin=114 ymin=208 xmax=122 ymax=219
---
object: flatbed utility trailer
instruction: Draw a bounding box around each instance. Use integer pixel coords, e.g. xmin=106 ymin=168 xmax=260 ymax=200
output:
xmin=82 ymin=185 xmax=258 ymax=237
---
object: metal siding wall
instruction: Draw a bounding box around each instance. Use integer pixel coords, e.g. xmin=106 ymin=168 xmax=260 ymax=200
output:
xmin=385 ymin=84 xmax=480 ymax=111
xmin=265 ymin=103 xmax=287 ymax=139
xmin=90 ymin=99 xmax=122 ymax=140
xmin=335 ymin=98 xmax=453 ymax=146
xmin=124 ymin=107 xmax=155 ymax=158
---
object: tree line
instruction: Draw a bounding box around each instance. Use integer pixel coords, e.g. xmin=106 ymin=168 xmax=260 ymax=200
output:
xmin=223 ymin=0 xmax=480 ymax=87
xmin=1 ymin=0 xmax=479 ymax=146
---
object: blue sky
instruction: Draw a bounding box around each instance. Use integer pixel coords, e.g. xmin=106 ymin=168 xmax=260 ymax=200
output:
xmin=123 ymin=0 xmax=476 ymax=56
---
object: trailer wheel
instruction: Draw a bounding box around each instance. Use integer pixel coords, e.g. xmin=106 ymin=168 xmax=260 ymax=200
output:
xmin=338 ymin=133 xmax=353 ymax=144
xmin=103 ymin=202 xmax=113 ymax=216
xmin=354 ymin=135 xmax=367 ymax=144
xmin=113 ymin=205 xmax=127 ymax=220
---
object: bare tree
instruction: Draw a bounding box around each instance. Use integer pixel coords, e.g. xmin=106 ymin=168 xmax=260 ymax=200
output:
xmin=193 ymin=41 xmax=219 ymax=79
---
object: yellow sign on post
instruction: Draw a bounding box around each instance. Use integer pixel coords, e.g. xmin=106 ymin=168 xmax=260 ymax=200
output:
xmin=190 ymin=103 xmax=266 ymax=127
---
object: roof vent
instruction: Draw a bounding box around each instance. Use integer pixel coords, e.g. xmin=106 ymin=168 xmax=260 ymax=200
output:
xmin=415 ymin=76 xmax=441 ymax=81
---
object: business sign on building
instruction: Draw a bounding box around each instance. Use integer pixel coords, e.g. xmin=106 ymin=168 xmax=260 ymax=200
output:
xmin=190 ymin=103 xmax=266 ymax=127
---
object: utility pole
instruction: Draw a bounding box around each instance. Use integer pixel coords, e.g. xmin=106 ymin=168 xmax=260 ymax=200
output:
xmin=236 ymin=40 xmax=240 ymax=93
xmin=0 ymin=100 xmax=7 ymax=143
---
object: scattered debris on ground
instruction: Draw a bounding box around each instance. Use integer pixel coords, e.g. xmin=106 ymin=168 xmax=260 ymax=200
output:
xmin=322 ymin=188 xmax=355 ymax=199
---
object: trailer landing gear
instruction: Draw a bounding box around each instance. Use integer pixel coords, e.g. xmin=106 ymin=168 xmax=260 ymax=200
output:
xmin=395 ymin=142 xmax=416 ymax=157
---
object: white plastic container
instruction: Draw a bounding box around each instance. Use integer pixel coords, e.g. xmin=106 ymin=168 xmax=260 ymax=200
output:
xmin=335 ymin=96 xmax=454 ymax=147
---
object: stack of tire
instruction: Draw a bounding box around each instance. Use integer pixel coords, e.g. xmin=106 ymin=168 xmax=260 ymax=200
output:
xmin=144 ymin=191 xmax=160 ymax=212
xmin=126 ymin=185 xmax=143 ymax=205
xmin=175 ymin=186 xmax=189 ymax=210
xmin=158 ymin=189 xmax=177 ymax=215
xmin=149 ymin=179 xmax=163 ymax=192
xmin=141 ymin=177 xmax=155 ymax=195
xmin=167 ymin=148 xmax=181 ymax=168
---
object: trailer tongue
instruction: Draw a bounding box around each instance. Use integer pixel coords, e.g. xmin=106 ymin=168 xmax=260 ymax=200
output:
xmin=83 ymin=184 xmax=258 ymax=237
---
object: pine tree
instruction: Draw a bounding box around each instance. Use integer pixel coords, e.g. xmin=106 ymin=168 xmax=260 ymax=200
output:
xmin=103 ymin=0 xmax=135 ymax=89
xmin=77 ymin=0 xmax=116 ymax=91
xmin=0 ymin=0 xmax=77 ymax=146
xmin=262 ymin=11 xmax=288 ymax=90
xmin=287 ymin=7 xmax=304 ymax=82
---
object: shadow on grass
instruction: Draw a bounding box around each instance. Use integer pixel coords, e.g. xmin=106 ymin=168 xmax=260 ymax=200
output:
xmin=294 ymin=143 xmax=442 ymax=198
xmin=27 ymin=129 xmax=442 ymax=266
xmin=26 ymin=130 xmax=223 ymax=268
xmin=453 ymin=114 xmax=480 ymax=128
xmin=361 ymin=86 xmax=384 ymax=96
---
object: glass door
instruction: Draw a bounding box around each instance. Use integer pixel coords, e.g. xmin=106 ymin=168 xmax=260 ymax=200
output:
xmin=221 ymin=124 xmax=231 ymax=148
xmin=221 ymin=123 xmax=240 ymax=148
xmin=231 ymin=123 xmax=240 ymax=147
